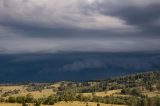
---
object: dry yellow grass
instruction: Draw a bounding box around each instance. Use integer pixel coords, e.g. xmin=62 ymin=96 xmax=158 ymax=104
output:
xmin=50 ymin=82 xmax=61 ymax=88
xmin=0 ymin=85 xmax=27 ymax=98
xmin=53 ymin=101 xmax=127 ymax=106
xmin=82 ymin=90 xmax=160 ymax=98
xmin=0 ymin=102 xmax=127 ymax=106
xmin=142 ymin=91 xmax=160 ymax=97
xmin=0 ymin=103 xmax=50 ymax=106
xmin=0 ymin=85 xmax=56 ymax=99
xmin=0 ymin=85 xmax=26 ymax=91
xmin=0 ymin=103 xmax=46 ymax=106
xmin=82 ymin=89 xmax=122 ymax=97
xmin=0 ymin=103 xmax=22 ymax=106
xmin=13 ymin=89 xmax=56 ymax=98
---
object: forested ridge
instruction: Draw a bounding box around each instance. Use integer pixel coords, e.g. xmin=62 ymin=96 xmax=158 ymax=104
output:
xmin=0 ymin=71 xmax=160 ymax=106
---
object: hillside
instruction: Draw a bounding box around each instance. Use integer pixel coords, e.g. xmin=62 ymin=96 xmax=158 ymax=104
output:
xmin=0 ymin=71 xmax=159 ymax=106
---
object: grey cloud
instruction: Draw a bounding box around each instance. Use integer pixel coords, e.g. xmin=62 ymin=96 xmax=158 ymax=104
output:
xmin=59 ymin=59 xmax=104 ymax=72
xmin=59 ymin=53 xmax=160 ymax=72
xmin=0 ymin=36 xmax=160 ymax=54
xmin=99 ymin=3 xmax=160 ymax=35
xmin=0 ymin=0 xmax=159 ymax=38
xmin=0 ymin=0 xmax=136 ymax=36
xmin=0 ymin=0 xmax=160 ymax=54
xmin=117 ymin=5 xmax=160 ymax=35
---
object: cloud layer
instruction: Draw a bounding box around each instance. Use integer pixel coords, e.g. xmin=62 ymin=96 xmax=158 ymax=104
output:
xmin=0 ymin=0 xmax=160 ymax=54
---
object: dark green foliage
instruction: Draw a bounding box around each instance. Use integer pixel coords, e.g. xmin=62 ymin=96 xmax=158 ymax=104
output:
xmin=16 ymin=96 xmax=25 ymax=103
xmin=1 ymin=89 xmax=20 ymax=97
xmin=86 ymin=103 xmax=89 ymax=106
xmin=148 ymin=96 xmax=160 ymax=106
xmin=97 ymin=103 xmax=100 ymax=106
xmin=26 ymin=83 xmax=49 ymax=92
xmin=131 ymin=88 xmax=141 ymax=96
xmin=121 ymin=88 xmax=131 ymax=95
xmin=43 ymin=95 xmax=57 ymax=105
xmin=26 ymin=93 xmax=34 ymax=103
xmin=95 ymin=72 xmax=160 ymax=92
xmin=76 ymin=94 xmax=83 ymax=101
xmin=0 ymin=98 xmax=5 ymax=102
xmin=34 ymin=99 xmax=41 ymax=106
xmin=141 ymin=98 xmax=148 ymax=106
xmin=7 ymin=96 xmax=16 ymax=103
xmin=121 ymin=88 xmax=141 ymax=96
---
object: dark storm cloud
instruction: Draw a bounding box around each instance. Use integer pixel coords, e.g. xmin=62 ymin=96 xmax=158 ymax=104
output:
xmin=0 ymin=0 xmax=136 ymax=37
xmin=0 ymin=0 xmax=159 ymax=38
xmin=0 ymin=0 xmax=160 ymax=54
xmin=104 ymin=4 xmax=160 ymax=35
xmin=59 ymin=59 xmax=104 ymax=72
xmin=58 ymin=53 xmax=160 ymax=72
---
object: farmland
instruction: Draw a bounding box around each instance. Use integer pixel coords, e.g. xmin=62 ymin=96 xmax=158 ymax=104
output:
xmin=0 ymin=72 xmax=159 ymax=106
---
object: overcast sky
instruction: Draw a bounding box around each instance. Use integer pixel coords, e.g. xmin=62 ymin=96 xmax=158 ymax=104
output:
xmin=0 ymin=0 xmax=160 ymax=54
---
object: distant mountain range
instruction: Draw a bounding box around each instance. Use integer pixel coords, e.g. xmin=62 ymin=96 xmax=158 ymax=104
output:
xmin=0 ymin=52 xmax=160 ymax=83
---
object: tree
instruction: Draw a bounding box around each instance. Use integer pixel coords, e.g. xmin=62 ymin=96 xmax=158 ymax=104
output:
xmin=16 ymin=96 xmax=25 ymax=103
xmin=128 ymin=97 xmax=138 ymax=106
xmin=131 ymin=88 xmax=140 ymax=96
xmin=44 ymin=95 xmax=57 ymax=105
xmin=7 ymin=96 xmax=16 ymax=103
xmin=121 ymin=88 xmax=131 ymax=95
xmin=76 ymin=94 xmax=83 ymax=101
xmin=26 ymin=93 xmax=34 ymax=103
xmin=141 ymin=98 xmax=148 ymax=106
xmin=86 ymin=103 xmax=89 ymax=106
xmin=97 ymin=103 xmax=100 ymax=106
xmin=148 ymin=98 xmax=155 ymax=106
xmin=34 ymin=99 xmax=41 ymax=106
xmin=0 ymin=97 xmax=5 ymax=102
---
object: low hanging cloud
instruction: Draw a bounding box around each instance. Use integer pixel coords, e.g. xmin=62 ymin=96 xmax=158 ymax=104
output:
xmin=59 ymin=59 xmax=104 ymax=72
xmin=57 ymin=53 xmax=160 ymax=72
xmin=0 ymin=36 xmax=160 ymax=54
xmin=0 ymin=0 xmax=160 ymax=54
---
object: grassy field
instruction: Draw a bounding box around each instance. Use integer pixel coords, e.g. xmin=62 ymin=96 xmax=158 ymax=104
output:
xmin=13 ymin=89 xmax=56 ymax=98
xmin=0 ymin=85 xmax=26 ymax=92
xmin=0 ymin=85 xmax=56 ymax=98
xmin=0 ymin=103 xmax=22 ymax=106
xmin=0 ymin=85 xmax=125 ymax=99
xmin=1 ymin=85 xmax=159 ymax=99
xmin=142 ymin=91 xmax=160 ymax=97
xmin=82 ymin=89 xmax=128 ymax=97
xmin=0 ymin=102 xmax=127 ymax=106
xmin=54 ymin=101 xmax=127 ymax=106
xmin=50 ymin=82 xmax=61 ymax=88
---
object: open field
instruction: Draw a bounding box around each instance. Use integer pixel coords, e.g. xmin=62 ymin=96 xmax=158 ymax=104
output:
xmin=0 ymin=102 xmax=127 ymax=106
xmin=0 ymin=85 xmax=159 ymax=99
xmin=0 ymin=84 xmax=57 ymax=98
xmin=0 ymin=103 xmax=22 ymax=106
xmin=54 ymin=101 xmax=127 ymax=106
xmin=50 ymin=82 xmax=61 ymax=88
xmin=0 ymin=85 xmax=126 ymax=99
xmin=0 ymin=85 xmax=26 ymax=91
xmin=0 ymin=86 xmax=127 ymax=99
xmin=13 ymin=89 xmax=56 ymax=98
xmin=82 ymin=89 xmax=129 ymax=97
xmin=142 ymin=91 xmax=160 ymax=97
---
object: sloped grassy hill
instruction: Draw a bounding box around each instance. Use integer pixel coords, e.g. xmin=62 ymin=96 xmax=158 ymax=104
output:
xmin=0 ymin=71 xmax=159 ymax=106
